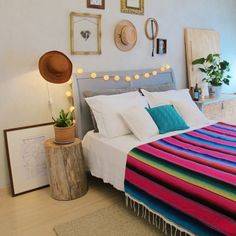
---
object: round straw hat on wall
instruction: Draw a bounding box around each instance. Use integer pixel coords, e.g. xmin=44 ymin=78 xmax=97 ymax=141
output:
xmin=39 ymin=51 xmax=72 ymax=84
xmin=114 ymin=20 xmax=137 ymax=51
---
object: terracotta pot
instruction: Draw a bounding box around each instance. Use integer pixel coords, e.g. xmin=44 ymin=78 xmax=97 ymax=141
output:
xmin=54 ymin=124 xmax=75 ymax=144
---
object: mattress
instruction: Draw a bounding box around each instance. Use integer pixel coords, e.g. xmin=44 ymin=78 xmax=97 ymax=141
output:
xmin=82 ymin=121 xmax=215 ymax=191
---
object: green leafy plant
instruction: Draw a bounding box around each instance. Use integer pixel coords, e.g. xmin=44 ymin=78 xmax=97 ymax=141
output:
xmin=52 ymin=109 xmax=74 ymax=127
xmin=192 ymin=53 xmax=231 ymax=86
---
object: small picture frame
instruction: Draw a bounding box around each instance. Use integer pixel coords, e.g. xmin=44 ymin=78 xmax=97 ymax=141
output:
xmin=4 ymin=123 xmax=54 ymax=196
xmin=121 ymin=0 xmax=144 ymax=15
xmin=157 ymin=38 xmax=167 ymax=54
xmin=87 ymin=0 xmax=105 ymax=9
xmin=70 ymin=12 xmax=102 ymax=55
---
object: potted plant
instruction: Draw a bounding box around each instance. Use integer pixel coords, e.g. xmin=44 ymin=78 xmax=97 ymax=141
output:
xmin=52 ymin=109 xmax=75 ymax=144
xmin=192 ymin=53 xmax=231 ymax=98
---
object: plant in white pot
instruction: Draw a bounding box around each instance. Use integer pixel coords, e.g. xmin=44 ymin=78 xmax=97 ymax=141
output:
xmin=52 ymin=109 xmax=75 ymax=144
xmin=192 ymin=53 xmax=231 ymax=98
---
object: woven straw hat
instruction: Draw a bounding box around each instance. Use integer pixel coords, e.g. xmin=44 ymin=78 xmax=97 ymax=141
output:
xmin=114 ymin=20 xmax=137 ymax=51
xmin=38 ymin=51 xmax=72 ymax=84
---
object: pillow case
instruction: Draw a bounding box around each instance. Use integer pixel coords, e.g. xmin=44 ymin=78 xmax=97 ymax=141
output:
xmin=85 ymin=91 xmax=148 ymax=138
xmin=170 ymin=89 xmax=209 ymax=126
xmin=146 ymin=105 xmax=189 ymax=134
xmin=142 ymin=88 xmax=209 ymax=127
xmin=121 ymin=106 xmax=159 ymax=141
xmin=141 ymin=89 xmax=176 ymax=107
xmin=84 ymin=88 xmax=137 ymax=132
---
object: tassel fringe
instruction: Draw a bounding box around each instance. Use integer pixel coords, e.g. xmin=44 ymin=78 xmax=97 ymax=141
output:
xmin=125 ymin=194 xmax=195 ymax=236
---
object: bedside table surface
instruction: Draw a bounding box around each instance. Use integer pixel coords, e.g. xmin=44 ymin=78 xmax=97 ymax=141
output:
xmin=45 ymin=137 xmax=81 ymax=148
xmin=195 ymin=93 xmax=236 ymax=105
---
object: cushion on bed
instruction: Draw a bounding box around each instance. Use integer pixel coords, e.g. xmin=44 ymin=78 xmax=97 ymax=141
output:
xmin=146 ymin=105 xmax=189 ymax=134
xmin=141 ymin=89 xmax=176 ymax=107
xmin=85 ymin=91 xmax=148 ymax=138
xmin=170 ymin=89 xmax=209 ymax=126
xmin=84 ymin=88 xmax=138 ymax=132
xmin=121 ymin=106 xmax=159 ymax=141
xmin=142 ymin=88 xmax=209 ymax=127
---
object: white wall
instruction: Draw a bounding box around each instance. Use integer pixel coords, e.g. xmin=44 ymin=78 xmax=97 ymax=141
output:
xmin=0 ymin=0 xmax=236 ymax=188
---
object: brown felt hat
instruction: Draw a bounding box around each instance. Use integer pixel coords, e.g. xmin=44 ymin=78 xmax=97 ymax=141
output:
xmin=114 ymin=20 xmax=137 ymax=51
xmin=38 ymin=51 xmax=72 ymax=84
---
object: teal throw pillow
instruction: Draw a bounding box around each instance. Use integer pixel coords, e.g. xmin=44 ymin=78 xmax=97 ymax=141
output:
xmin=146 ymin=105 xmax=189 ymax=134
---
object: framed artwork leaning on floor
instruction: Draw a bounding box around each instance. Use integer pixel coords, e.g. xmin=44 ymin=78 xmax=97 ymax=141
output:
xmin=4 ymin=122 xmax=54 ymax=196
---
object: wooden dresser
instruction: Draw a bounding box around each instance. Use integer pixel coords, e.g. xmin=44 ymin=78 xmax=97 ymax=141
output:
xmin=195 ymin=94 xmax=236 ymax=125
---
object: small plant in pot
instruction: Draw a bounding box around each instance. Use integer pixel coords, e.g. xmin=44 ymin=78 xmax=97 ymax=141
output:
xmin=192 ymin=53 xmax=231 ymax=98
xmin=52 ymin=109 xmax=75 ymax=144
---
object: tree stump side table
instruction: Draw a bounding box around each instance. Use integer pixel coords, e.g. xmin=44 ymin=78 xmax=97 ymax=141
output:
xmin=44 ymin=138 xmax=88 ymax=201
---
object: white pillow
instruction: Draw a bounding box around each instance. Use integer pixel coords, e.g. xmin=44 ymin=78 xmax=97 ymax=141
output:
xmin=141 ymin=88 xmax=209 ymax=127
xmin=141 ymin=89 xmax=176 ymax=107
xmin=121 ymin=106 xmax=159 ymax=141
xmin=85 ymin=91 xmax=148 ymax=138
xmin=171 ymin=89 xmax=209 ymax=126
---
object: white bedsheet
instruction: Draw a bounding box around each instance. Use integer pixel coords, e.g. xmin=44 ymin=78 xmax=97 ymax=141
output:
xmin=82 ymin=121 xmax=216 ymax=191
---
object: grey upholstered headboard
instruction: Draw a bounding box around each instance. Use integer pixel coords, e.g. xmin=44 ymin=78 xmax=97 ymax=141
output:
xmin=72 ymin=69 xmax=176 ymax=139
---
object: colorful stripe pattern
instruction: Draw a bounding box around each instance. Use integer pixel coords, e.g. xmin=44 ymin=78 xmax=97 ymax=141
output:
xmin=125 ymin=122 xmax=236 ymax=236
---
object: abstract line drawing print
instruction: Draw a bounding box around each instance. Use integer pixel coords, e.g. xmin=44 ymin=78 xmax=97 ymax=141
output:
xmin=21 ymin=136 xmax=47 ymax=180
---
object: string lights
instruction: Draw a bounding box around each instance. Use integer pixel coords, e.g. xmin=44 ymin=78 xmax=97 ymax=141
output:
xmin=77 ymin=65 xmax=171 ymax=82
xmin=65 ymin=65 xmax=171 ymax=113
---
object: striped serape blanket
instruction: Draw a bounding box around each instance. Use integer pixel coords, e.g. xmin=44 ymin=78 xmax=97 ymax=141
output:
xmin=125 ymin=122 xmax=236 ymax=236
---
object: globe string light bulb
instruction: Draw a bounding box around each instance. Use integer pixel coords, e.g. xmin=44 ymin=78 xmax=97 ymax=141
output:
xmin=103 ymin=75 xmax=110 ymax=81
xmin=165 ymin=65 xmax=171 ymax=70
xmin=134 ymin=74 xmax=140 ymax=80
xmin=69 ymin=106 xmax=75 ymax=113
xmin=152 ymin=70 xmax=158 ymax=76
xmin=125 ymin=76 xmax=131 ymax=82
xmin=90 ymin=73 xmax=97 ymax=79
xmin=65 ymin=91 xmax=72 ymax=97
xmin=113 ymin=75 xmax=120 ymax=81
xmin=144 ymin=73 xmax=150 ymax=79
xmin=77 ymin=68 xmax=84 ymax=74
xmin=160 ymin=66 xmax=166 ymax=72
xmin=67 ymin=79 xmax=72 ymax=85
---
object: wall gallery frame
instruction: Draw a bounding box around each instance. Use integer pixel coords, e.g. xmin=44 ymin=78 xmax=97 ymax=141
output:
xmin=70 ymin=12 xmax=102 ymax=55
xmin=121 ymin=0 xmax=144 ymax=15
xmin=157 ymin=38 xmax=167 ymax=54
xmin=4 ymin=122 xmax=54 ymax=196
xmin=87 ymin=0 xmax=105 ymax=9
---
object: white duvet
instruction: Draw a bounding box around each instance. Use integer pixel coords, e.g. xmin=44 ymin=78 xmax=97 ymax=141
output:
xmin=82 ymin=121 xmax=215 ymax=191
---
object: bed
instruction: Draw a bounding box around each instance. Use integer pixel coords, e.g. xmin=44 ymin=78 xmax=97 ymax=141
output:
xmin=72 ymin=69 xmax=236 ymax=236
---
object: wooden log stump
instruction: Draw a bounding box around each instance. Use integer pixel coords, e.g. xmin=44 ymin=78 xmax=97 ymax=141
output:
xmin=44 ymin=138 xmax=88 ymax=200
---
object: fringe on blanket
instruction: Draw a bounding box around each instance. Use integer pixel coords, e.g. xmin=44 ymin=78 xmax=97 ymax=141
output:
xmin=125 ymin=193 xmax=195 ymax=236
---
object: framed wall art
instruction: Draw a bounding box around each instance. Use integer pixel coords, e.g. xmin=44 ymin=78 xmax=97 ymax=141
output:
xmin=121 ymin=0 xmax=144 ymax=15
xmin=157 ymin=38 xmax=167 ymax=54
xmin=87 ymin=0 xmax=105 ymax=9
xmin=4 ymin=122 xmax=54 ymax=196
xmin=70 ymin=12 xmax=102 ymax=55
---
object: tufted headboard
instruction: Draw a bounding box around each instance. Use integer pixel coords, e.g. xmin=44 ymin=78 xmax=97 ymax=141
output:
xmin=72 ymin=69 xmax=176 ymax=139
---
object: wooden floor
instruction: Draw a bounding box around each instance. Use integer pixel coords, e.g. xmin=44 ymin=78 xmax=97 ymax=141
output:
xmin=0 ymin=176 xmax=123 ymax=236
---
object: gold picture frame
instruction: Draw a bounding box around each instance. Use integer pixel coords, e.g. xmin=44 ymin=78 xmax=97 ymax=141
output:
xmin=121 ymin=0 xmax=144 ymax=15
xmin=70 ymin=12 xmax=102 ymax=55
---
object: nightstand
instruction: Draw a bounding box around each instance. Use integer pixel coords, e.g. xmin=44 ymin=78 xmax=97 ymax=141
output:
xmin=195 ymin=94 xmax=236 ymax=124
xmin=44 ymin=138 xmax=88 ymax=201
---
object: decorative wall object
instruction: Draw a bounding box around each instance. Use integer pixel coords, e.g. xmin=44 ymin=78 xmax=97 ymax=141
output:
xmin=70 ymin=12 xmax=102 ymax=55
xmin=157 ymin=38 xmax=167 ymax=54
xmin=121 ymin=0 xmax=144 ymax=15
xmin=4 ymin=123 xmax=54 ymax=196
xmin=114 ymin=20 xmax=137 ymax=52
xmin=144 ymin=18 xmax=159 ymax=57
xmin=87 ymin=0 xmax=105 ymax=9
xmin=76 ymin=65 xmax=171 ymax=82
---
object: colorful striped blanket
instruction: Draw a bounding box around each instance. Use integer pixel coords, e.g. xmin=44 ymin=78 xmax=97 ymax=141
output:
xmin=125 ymin=122 xmax=236 ymax=236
